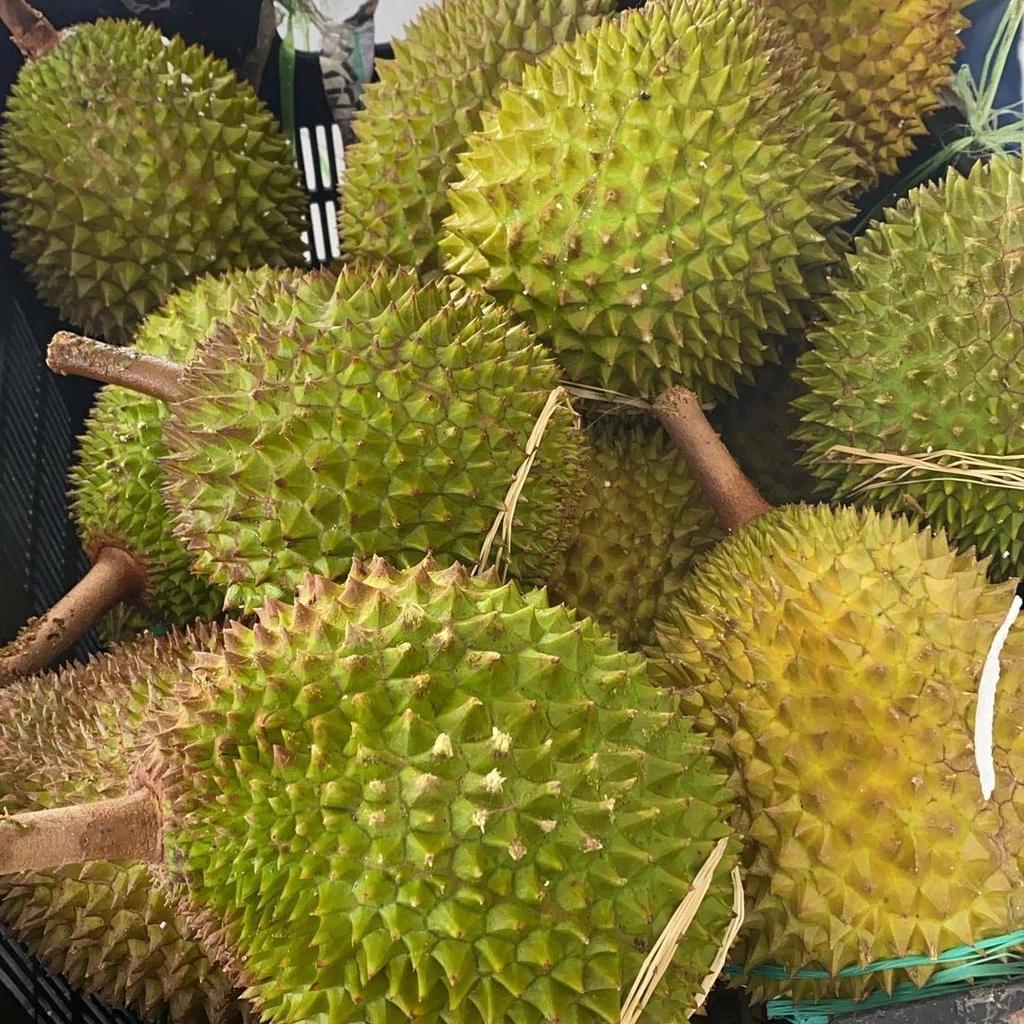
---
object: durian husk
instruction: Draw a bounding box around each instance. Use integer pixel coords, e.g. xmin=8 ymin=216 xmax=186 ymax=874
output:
xmin=143 ymin=557 xmax=740 ymax=1024
xmin=0 ymin=628 xmax=240 ymax=1024
xmin=0 ymin=19 xmax=309 ymax=344
xmin=158 ymin=263 xmax=589 ymax=614
xmin=760 ymin=0 xmax=971 ymax=189
xmin=71 ymin=266 xmax=308 ymax=645
xmin=340 ymin=0 xmax=616 ymax=274
xmin=440 ymin=0 xmax=858 ymax=400
xmin=546 ymin=416 xmax=723 ymax=650
xmin=792 ymin=156 xmax=1024 ymax=583
xmin=656 ymin=503 xmax=1024 ymax=1003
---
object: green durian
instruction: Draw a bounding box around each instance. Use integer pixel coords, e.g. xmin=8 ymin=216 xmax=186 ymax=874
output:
xmin=440 ymin=0 xmax=857 ymax=400
xmin=652 ymin=391 xmax=1024 ymax=1004
xmin=340 ymin=0 xmax=615 ymax=274
xmin=0 ymin=14 xmax=309 ymax=344
xmin=52 ymin=264 xmax=588 ymax=615
xmin=72 ymin=266 xmax=306 ymax=645
xmin=760 ymin=0 xmax=971 ymax=189
xmin=131 ymin=557 xmax=738 ymax=1024
xmin=546 ymin=418 xmax=723 ymax=650
xmin=0 ymin=266 xmax=311 ymax=684
xmin=792 ymin=156 xmax=1024 ymax=582
xmin=0 ymin=628 xmax=239 ymax=1024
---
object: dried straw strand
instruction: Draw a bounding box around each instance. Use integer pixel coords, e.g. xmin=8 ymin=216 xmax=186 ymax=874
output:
xmin=619 ymin=837 xmax=731 ymax=1024
xmin=824 ymin=445 xmax=1024 ymax=494
xmin=473 ymin=386 xmax=581 ymax=580
xmin=688 ymin=866 xmax=746 ymax=1018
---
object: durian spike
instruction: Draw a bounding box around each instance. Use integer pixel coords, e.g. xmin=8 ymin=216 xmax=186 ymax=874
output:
xmin=47 ymin=332 xmax=187 ymax=403
xmin=0 ymin=0 xmax=62 ymax=60
xmin=0 ymin=790 xmax=161 ymax=874
xmin=0 ymin=547 xmax=147 ymax=684
xmin=653 ymin=385 xmax=772 ymax=533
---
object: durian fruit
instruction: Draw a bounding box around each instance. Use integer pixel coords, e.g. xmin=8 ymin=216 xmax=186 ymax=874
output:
xmin=0 ymin=628 xmax=239 ymax=1024
xmin=0 ymin=266 xmax=308 ymax=684
xmin=0 ymin=558 xmax=741 ymax=1023
xmin=48 ymin=264 xmax=588 ymax=616
xmin=792 ymin=156 xmax=1024 ymax=583
xmin=440 ymin=0 xmax=858 ymax=400
xmin=760 ymin=0 xmax=971 ymax=189
xmin=546 ymin=417 xmax=723 ymax=650
xmin=340 ymin=0 xmax=615 ymax=274
xmin=72 ymin=266 xmax=306 ymax=645
xmin=0 ymin=3 xmax=309 ymax=344
xmin=650 ymin=385 xmax=1024 ymax=1004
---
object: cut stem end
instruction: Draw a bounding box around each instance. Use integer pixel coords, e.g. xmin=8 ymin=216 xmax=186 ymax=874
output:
xmin=0 ymin=0 xmax=62 ymax=59
xmin=47 ymin=332 xmax=187 ymax=403
xmin=0 ymin=547 xmax=147 ymax=684
xmin=653 ymin=385 xmax=772 ymax=533
xmin=0 ymin=790 xmax=162 ymax=875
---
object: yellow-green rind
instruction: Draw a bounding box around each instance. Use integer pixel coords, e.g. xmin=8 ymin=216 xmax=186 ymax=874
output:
xmin=159 ymin=264 xmax=588 ymax=614
xmin=440 ymin=0 xmax=857 ymax=400
xmin=70 ymin=266 xmax=307 ymax=644
xmin=149 ymin=557 xmax=739 ymax=1024
xmin=0 ymin=20 xmax=309 ymax=344
xmin=0 ymin=629 xmax=238 ymax=1024
xmin=761 ymin=0 xmax=970 ymax=189
xmin=793 ymin=157 xmax=1024 ymax=583
xmin=340 ymin=0 xmax=615 ymax=275
xmin=546 ymin=418 xmax=723 ymax=650
xmin=655 ymin=504 xmax=1024 ymax=1002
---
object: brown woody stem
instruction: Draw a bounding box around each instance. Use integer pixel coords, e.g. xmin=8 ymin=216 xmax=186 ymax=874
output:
xmin=0 ymin=790 xmax=161 ymax=874
xmin=654 ymin=385 xmax=772 ymax=533
xmin=47 ymin=333 xmax=187 ymax=403
xmin=0 ymin=0 xmax=62 ymax=59
xmin=0 ymin=547 xmax=147 ymax=684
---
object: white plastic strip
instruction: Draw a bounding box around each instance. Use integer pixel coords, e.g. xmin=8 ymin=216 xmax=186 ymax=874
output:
xmin=298 ymin=127 xmax=317 ymax=191
xmin=975 ymin=593 xmax=1022 ymax=800
xmin=331 ymin=122 xmax=346 ymax=180
xmin=323 ymin=199 xmax=341 ymax=259
xmin=315 ymin=124 xmax=333 ymax=189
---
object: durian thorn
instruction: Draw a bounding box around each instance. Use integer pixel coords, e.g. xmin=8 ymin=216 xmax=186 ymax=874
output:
xmin=0 ymin=790 xmax=161 ymax=875
xmin=0 ymin=546 xmax=147 ymax=684
xmin=47 ymin=332 xmax=187 ymax=403
xmin=653 ymin=385 xmax=772 ymax=533
xmin=0 ymin=0 xmax=62 ymax=60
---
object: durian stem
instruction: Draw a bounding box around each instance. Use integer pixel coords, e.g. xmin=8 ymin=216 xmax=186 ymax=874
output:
xmin=0 ymin=547 xmax=147 ymax=684
xmin=0 ymin=790 xmax=161 ymax=874
xmin=0 ymin=0 xmax=62 ymax=60
xmin=47 ymin=333 xmax=187 ymax=402
xmin=653 ymin=385 xmax=772 ymax=532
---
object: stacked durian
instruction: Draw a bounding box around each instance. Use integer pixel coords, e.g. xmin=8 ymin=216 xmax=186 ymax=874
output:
xmin=2 ymin=0 xmax=1020 ymax=1021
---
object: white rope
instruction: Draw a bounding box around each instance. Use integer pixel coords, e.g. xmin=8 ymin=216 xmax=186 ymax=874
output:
xmin=975 ymin=594 xmax=1023 ymax=800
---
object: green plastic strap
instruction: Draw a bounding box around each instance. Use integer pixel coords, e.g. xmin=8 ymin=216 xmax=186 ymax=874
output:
xmin=725 ymin=931 xmax=1024 ymax=1023
xmin=278 ymin=0 xmax=297 ymax=152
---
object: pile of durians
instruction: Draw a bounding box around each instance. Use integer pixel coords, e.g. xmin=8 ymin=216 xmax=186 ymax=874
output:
xmin=0 ymin=0 xmax=1022 ymax=1022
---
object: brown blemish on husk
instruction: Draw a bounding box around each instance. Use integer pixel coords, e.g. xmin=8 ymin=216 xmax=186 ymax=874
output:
xmin=0 ymin=790 xmax=161 ymax=874
xmin=0 ymin=547 xmax=148 ymax=684
xmin=47 ymin=332 xmax=187 ymax=403
xmin=654 ymin=385 xmax=772 ymax=532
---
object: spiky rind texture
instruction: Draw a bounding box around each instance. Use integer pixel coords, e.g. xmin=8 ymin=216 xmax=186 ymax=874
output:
xmin=160 ymin=264 xmax=587 ymax=614
xmin=440 ymin=0 xmax=856 ymax=400
xmin=655 ymin=504 xmax=1024 ymax=1003
xmin=793 ymin=157 xmax=1024 ymax=582
xmin=546 ymin=419 xmax=722 ymax=649
xmin=0 ymin=630 xmax=237 ymax=1024
xmin=149 ymin=557 xmax=737 ymax=1024
xmin=0 ymin=19 xmax=308 ymax=344
xmin=761 ymin=0 xmax=970 ymax=188
xmin=71 ymin=267 xmax=307 ymax=644
xmin=340 ymin=0 xmax=615 ymax=274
